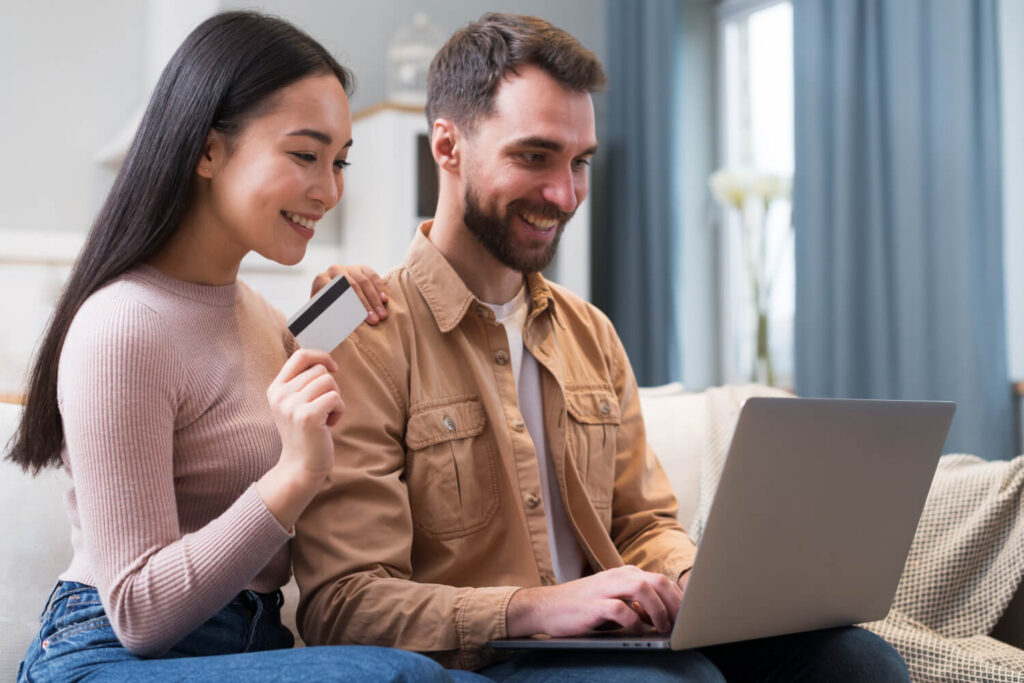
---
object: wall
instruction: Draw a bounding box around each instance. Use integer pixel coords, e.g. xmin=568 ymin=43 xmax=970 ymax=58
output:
xmin=0 ymin=1 xmax=145 ymax=235
xmin=0 ymin=1 xmax=606 ymax=239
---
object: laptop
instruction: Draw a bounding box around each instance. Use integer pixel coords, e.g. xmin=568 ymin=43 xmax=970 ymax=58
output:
xmin=489 ymin=397 xmax=955 ymax=651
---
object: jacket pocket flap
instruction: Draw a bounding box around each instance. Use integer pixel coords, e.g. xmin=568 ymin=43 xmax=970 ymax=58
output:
xmin=565 ymin=387 xmax=622 ymax=425
xmin=405 ymin=397 xmax=487 ymax=449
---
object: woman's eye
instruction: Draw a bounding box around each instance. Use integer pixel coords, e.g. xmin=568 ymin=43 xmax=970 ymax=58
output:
xmin=333 ymin=159 xmax=351 ymax=172
xmin=291 ymin=152 xmax=316 ymax=163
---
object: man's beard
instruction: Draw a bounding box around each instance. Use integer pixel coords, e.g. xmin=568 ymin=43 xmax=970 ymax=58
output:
xmin=462 ymin=185 xmax=572 ymax=274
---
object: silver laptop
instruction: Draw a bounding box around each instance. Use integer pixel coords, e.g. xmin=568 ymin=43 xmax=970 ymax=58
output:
xmin=489 ymin=397 xmax=955 ymax=651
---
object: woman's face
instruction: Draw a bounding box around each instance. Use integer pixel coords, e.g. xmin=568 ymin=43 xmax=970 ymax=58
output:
xmin=203 ymin=73 xmax=352 ymax=266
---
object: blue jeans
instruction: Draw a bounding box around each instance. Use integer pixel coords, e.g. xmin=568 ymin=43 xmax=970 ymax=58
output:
xmin=478 ymin=626 xmax=909 ymax=682
xmin=18 ymin=581 xmax=486 ymax=682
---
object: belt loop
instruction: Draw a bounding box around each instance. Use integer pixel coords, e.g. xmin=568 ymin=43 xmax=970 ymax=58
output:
xmin=244 ymin=590 xmax=265 ymax=651
xmin=39 ymin=581 xmax=64 ymax=620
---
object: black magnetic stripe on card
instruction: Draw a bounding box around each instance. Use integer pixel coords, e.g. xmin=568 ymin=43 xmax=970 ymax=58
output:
xmin=288 ymin=276 xmax=351 ymax=337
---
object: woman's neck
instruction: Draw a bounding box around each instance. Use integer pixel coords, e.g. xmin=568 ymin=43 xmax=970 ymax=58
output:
xmin=147 ymin=203 xmax=246 ymax=286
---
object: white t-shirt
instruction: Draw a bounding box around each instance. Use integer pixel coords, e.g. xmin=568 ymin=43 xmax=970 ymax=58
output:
xmin=486 ymin=286 xmax=585 ymax=584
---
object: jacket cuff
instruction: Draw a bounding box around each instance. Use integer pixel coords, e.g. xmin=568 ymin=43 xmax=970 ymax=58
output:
xmin=454 ymin=585 xmax=519 ymax=649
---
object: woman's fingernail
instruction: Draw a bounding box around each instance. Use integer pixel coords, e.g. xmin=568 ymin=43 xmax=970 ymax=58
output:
xmin=376 ymin=307 xmax=387 ymax=318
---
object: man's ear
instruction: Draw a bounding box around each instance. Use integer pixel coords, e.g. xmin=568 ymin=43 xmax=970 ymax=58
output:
xmin=431 ymin=119 xmax=461 ymax=174
xmin=195 ymin=129 xmax=228 ymax=178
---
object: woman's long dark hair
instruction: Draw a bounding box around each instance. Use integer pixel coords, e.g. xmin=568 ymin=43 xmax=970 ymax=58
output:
xmin=8 ymin=12 xmax=353 ymax=473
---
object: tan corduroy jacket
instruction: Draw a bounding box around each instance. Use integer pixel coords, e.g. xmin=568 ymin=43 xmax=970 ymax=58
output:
xmin=293 ymin=223 xmax=697 ymax=670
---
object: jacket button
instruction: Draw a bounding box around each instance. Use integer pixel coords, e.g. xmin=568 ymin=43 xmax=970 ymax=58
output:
xmin=494 ymin=350 xmax=509 ymax=365
xmin=523 ymin=492 xmax=540 ymax=508
xmin=600 ymin=400 xmax=611 ymax=415
xmin=443 ymin=416 xmax=456 ymax=431
xmin=511 ymin=421 xmax=526 ymax=433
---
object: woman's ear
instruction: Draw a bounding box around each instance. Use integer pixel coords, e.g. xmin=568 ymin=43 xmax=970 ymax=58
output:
xmin=196 ymin=130 xmax=227 ymax=178
xmin=431 ymin=119 xmax=461 ymax=175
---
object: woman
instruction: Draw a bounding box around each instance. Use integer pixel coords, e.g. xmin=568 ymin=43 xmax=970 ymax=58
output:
xmin=10 ymin=11 xmax=478 ymax=682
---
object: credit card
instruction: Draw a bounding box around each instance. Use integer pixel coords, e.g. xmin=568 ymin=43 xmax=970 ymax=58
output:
xmin=287 ymin=274 xmax=367 ymax=352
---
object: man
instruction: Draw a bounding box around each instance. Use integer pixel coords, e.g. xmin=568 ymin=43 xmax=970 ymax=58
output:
xmin=294 ymin=13 xmax=909 ymax=681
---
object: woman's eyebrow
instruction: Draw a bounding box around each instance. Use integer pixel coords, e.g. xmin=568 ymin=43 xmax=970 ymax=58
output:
xmin=287 ymin=129 xmax=354 ymax=149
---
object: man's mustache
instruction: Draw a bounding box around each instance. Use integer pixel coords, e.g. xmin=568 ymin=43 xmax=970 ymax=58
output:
xmin=507 ymin=200 xmax=576 ymax=225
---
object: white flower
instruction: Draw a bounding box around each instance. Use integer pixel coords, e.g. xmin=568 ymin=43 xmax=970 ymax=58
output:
xmin=709 ymin=169 xmax=753 ymax=210
xmin=709 ymin=168 xmax=792 ymax=207
xmin=750 ymin=172 xmax=792 ymax=202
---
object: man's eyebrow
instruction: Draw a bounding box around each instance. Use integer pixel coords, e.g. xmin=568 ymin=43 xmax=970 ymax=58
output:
xmin=506 ymin=136 xmax=598 ymax=157
xmin=287 ymin=129 xmax=354 ymax=149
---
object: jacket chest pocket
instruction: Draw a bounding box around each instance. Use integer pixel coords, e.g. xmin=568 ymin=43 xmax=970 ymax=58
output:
xmin=404 ymin=397 xmax=499 ymax=539
xmin=566 ymin=386 xmax=622 ymax=510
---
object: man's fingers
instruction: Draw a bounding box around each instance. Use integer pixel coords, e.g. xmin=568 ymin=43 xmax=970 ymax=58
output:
xmin=627 ymin=579 xmax=672 ymax=633
xmin=647 ymin=574 xmax=683 ymax=627
xmin=601 ymin=600 xmax=644 ymax=634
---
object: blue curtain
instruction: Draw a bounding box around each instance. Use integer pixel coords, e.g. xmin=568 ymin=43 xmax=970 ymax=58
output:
xmin=793 ymin=0 xmax=1012 ymax=459
xmin=591 ymin=0 xmax=683 ymax=386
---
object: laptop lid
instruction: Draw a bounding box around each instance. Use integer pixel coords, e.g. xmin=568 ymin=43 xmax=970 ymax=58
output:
xmin=670 ymin=397 xmax=954 ymax=649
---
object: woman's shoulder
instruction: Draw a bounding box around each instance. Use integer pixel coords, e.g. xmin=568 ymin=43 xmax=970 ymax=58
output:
xmin=69 ymin=272 xmax=170 ymax=341
xmin=62 ymin=273 xmax=185 ymax=376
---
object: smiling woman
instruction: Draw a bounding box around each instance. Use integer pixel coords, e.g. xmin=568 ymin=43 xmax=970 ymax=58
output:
xmin=6 ymin=10 xmax=470 ymax=683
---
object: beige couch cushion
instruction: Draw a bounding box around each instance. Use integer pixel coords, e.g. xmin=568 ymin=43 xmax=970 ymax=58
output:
xmin=0 ymin=402 xmax=73 ymax=678
xmin=638 ymin=383 xmax=704 ymax=532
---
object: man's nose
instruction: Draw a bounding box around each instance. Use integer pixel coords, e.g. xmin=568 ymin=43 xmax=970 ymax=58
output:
xmin=541 ymin=166 xmax=579 ymax=214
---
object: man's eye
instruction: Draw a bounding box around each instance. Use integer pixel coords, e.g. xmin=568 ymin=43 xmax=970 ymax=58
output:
xmin=573 ymin=158 xmax=591 ymax=170
xmin=523 ymin=152 xmax=545 ymax=164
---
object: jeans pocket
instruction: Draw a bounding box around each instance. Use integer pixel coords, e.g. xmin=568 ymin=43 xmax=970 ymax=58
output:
xmin=42 ymin=613 xmax=113 ymax=649
xmin=45 ymin=586 xmax=106 ymax=633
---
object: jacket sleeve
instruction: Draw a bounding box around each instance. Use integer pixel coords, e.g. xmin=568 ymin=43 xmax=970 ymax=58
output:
xmin=292 ymin=331 xmax=518 ymax=662
xmin=603 ymin=322 xmax=698 ymax=581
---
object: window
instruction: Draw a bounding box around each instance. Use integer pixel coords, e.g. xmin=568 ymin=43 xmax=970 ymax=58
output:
xmin=716 ymin=0 xmax=794 ymax=387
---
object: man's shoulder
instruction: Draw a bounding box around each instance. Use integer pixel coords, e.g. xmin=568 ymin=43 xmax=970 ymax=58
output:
xmin=344 ymin=265 xmax=429 ymax=353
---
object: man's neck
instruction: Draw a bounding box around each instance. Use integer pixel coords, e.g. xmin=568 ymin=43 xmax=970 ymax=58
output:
xmin=428 ymin=206 xmax=526 ymax=305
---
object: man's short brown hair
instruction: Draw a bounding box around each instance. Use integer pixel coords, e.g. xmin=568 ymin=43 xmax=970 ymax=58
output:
xmin=425 ymin=12 xmax=606 ymax=130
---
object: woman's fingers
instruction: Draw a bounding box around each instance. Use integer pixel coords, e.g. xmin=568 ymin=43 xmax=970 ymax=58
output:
xmin=346 ymin=265 xmax=388 ymax=324
xmin=310 ymin=264 xmax=346 ymax=297
xmin=307 ymin=264 xmax=389 ymax=324
xmin=271 ymin=349 xmax=336 ymax=393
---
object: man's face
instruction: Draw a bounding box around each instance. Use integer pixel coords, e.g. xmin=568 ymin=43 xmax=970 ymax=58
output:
xmin=459 ymin=65 xmax=598 ymax=273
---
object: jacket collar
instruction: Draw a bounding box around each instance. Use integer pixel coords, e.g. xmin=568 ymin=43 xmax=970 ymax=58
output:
xmin=404 ymin=221 xmax=555 ymax=333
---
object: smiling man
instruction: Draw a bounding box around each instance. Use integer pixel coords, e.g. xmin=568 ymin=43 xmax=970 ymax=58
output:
xmin=292 ymin=13 xmax=908 ymax=681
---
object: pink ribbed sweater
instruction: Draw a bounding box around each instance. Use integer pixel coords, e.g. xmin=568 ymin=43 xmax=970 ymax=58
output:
xmin=57 ymin=265 xmax=294 ymax=656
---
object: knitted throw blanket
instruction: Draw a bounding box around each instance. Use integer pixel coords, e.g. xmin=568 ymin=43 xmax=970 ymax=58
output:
xmin=696 ymin=385 xmax=1024 ymax=682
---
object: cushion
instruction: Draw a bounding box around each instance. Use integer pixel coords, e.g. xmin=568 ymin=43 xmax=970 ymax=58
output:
xmin=0 ymin=402 xmax=73 ymax=678
xmin=638 ymin=383 xmax=704 ymax=532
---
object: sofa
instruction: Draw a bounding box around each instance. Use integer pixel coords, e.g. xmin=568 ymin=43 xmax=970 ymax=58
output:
xmin=0 ymin=383 xmax=707 ymax=677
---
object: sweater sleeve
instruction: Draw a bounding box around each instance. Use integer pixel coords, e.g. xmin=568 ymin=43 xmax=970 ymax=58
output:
xmin=58 ymin=295 xmax=292 ymax=656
